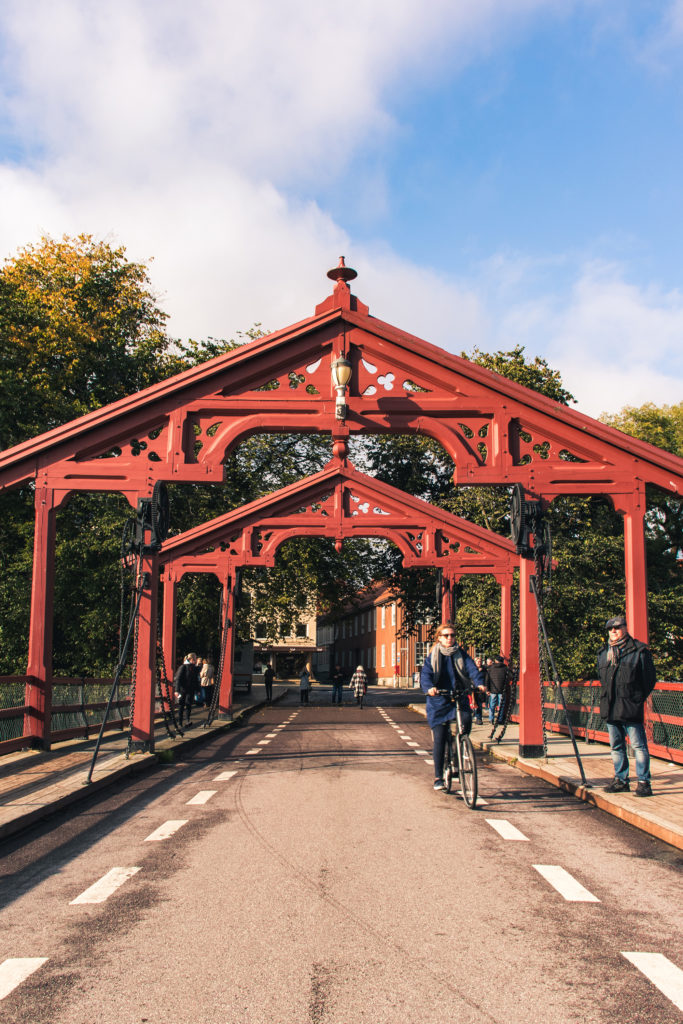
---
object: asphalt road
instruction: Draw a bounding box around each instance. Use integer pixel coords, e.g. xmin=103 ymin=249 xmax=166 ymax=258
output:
xmin=0 ymin=696 xmax=681 ymax=1024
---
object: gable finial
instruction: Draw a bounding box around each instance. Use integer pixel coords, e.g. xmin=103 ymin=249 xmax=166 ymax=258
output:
xmin=327 ymin=256 xmax=357 ymax=285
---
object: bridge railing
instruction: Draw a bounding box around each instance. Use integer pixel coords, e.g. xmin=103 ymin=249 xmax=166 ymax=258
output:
xmin=511 ymin=680 xmax=683 ymax=766
xmin=0 ymin=676 xmax=168 ymax=756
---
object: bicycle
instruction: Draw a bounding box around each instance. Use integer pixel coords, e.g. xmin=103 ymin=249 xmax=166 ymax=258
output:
xmin=437 ymin=688 xmax=478 ymax=809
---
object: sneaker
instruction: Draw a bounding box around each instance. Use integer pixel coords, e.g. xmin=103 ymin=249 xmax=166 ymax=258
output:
xmin=433 ymin=779 xmax=445 ymax=792
xmin=603 ymin=778 xmax=630 ymax=793
xmin=634 ymin=781 xmax=653 ymax=797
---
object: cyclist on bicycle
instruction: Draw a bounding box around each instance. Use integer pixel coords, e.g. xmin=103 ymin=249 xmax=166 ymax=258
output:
xmin=420 ymin=622 xmax=486 ymax=791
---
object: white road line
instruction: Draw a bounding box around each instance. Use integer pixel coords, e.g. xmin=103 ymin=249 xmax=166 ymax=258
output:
xmin=622 ymin=953 xmax=683 ymax=1012
xmin=257 ymin=739 xmax=270 ymax=745
xmin=0 ymin=959 xmax=48 ymax=1000
xmin=406 ymin=741 xmax=419 ymax=747
xmin=414 ymin=749 xmax=429 ymax=756
xmin=532 ymin=865 xmax=600 ymax=902
xmin=485 ymin=818 xmax=529 ymax=841
xmin=214 ymin=770 xmax=238 ymax=781
xmin=265 ymin=732 xmax=278 ymax=738
xmin=144 ymin=820 xmax=188 ymax=842
xmin=186 ymin=790 xmax=217 ymax=805
xmin=424 ymin=758 xmax=433 ymax=764
xmin=477 ymin=797 xmax=489 ymax=806
xmin=245 ymin=748 xmax=261 ymax=755
xmin=70 ymin=866 xmax=141 ymax=905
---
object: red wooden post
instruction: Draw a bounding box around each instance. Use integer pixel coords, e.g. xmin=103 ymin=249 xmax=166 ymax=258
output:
xmin=441 ymin=571 xmax=456 ymax=623
xmin=25 ymin=482 xmax=58 ymax=748
xmin=518 ymin=556 xmax=544 ymax=757
xmin=499 ymin=572 xmax=513 ymax=661
xmin=161 ymin=572 xmax=177 ymax=689
xmin=217 ymin=578 xmax=236 ymax=715
xmin=130 ymin=553 xmax=158 ymax=750
xmin=620 ymin=485 xmax=649 ymax=644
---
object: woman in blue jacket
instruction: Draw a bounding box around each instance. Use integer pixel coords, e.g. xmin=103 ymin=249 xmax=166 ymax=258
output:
xmin=420 ymin=623 xmax=486 ymax=791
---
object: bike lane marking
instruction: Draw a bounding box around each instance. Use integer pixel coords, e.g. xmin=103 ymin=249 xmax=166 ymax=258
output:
xmin=245 ymin=749 xmax=262 ymax=755
xmin=532 ymin=865 xmax=600 ymax=902
xmin=145 ymin=820 xmax=188 ymax=841
xmin=214 ymin=770 xmax=238 ymax=781
xmin=621 ymin=953 xmax=683 ymax=1013
xmin=70 ymin=867 xmax=141 ymax=905
xmin=0 ymin=959 xmax=48 ymax=1000
xmin=186 ymin=790 xmax=217 ymax=805
xmin=485 ymin=818 xmax=529 ymax=841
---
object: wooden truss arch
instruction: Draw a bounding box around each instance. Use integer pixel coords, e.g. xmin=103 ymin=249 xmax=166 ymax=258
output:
xmin=1 ymin=260 xmax=681 ymax=754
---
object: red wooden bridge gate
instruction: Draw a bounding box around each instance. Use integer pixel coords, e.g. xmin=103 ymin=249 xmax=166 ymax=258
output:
xmin=1 ymin=260 xmax=681 ymax=756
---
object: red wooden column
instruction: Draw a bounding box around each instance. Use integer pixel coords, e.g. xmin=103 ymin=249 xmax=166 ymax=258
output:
xmin=441 ymin=571 xmax=457 ymax=623
xmin=518 ymin=556 xmax=544 ymax=757
xmin=25 ymin=481 xmax=60 ymax=748
xmin=161 ymin=571 xmax=178 ymax=687
xmin=498 ymin=572 xmax=513 ymax=661
xmin=217 ymin=577 xmax=237 ymax=715
xmin=619 ymin=484 xmax=649 ymax=644
xmin=130 ymin=553 xmax=159 ymax=750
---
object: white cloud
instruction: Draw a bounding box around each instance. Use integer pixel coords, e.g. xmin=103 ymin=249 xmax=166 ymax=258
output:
xmin=0 ymin=1 xmax=680 ymax=421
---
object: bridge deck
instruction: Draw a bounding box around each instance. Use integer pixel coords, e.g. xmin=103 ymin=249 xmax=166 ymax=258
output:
xmin=0 ymin=684 xmax=681 ymax=851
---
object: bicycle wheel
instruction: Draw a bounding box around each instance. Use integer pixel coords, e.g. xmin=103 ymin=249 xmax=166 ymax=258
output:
xmin=443 ymin=733 xmax=454 ymax=792
xmin=458 ymin=734 xmax=478 ymax=808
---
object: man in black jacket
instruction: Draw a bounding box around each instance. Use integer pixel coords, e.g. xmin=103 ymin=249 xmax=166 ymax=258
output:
xmin=175 ymin=653 xmax=201 ymax=727
xmin=597 ymin=615 xmax=656 ymax=797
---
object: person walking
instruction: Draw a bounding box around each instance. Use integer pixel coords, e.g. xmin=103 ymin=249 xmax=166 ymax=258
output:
xmin=201 ymin=657 xmax=215 ymax=708
xmin=597 ymin=615 xmax=656 ymax=797
xmin=486 ymin=655 xmax=509 ymax=725
xmin=299 ymin=666 xmax=311 ymax=705
xmin=420 ymin=623 xmax=486 ymax=791
xmin=174 ymin=652 xmax=201 ymax=727
xmin=263 ymin=663 xmax=275 ymax=702
xmin=331 ymin=664 xmax=344 ymax=705
xmin=350 ymin=664 xmax=367 ymax=708
xmin=472 ymin=656 xmax=487 ymax=724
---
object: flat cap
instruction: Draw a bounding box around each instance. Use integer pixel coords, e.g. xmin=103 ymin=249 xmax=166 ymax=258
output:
xmin=606 ymin=615 xmax=627 ymax=630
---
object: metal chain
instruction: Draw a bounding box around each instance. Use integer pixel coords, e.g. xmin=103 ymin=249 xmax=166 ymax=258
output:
xmin=125 ymin=556 xmax=143 ymax=758
xmin=534 ymin=545 xmax=550 ymax=758
xmin=156 ymin=610 xmax=182 ymax=739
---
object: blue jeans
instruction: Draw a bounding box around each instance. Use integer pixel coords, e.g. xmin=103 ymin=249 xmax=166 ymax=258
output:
xmin=332 ymin=682 xmax=343 ymax=704
xmin=488 ymin=692 xmax=504 ymax=723
xmin=607 ymin=722 xmax=651 ymax=783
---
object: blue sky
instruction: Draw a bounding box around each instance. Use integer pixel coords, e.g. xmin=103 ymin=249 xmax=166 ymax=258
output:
xmin=0 ymin=1 xmax=682 ymax=417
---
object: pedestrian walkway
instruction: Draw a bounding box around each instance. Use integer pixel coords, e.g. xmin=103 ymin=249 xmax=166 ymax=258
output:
xmin=0 ymin=683 xmax=290 ymax=843
xmin=409 ymin=703 xmax=683 ymax=852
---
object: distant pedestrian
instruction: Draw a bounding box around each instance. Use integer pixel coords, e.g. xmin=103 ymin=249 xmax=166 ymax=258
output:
xmin=300 ymin=667 xmax=311 ymax=705
xmin=331 ymin=664 xmax=344 ymax=705
xmin=486 ymin=655 xmax=509 ymax=725
xmin=597 ymin=615 xmax=656 ymax=797
xmin=263 ymin=663 xmax=275 ymax=702
xmin=350 ymin=665 xmax=367 ymax=708
xmin=174 ymin=652 xmax=201 ymax=727
xmin=472 ymin=656 xmax=486 ymax=724
xmin=201 ymin=657 xmax=215 ymax=708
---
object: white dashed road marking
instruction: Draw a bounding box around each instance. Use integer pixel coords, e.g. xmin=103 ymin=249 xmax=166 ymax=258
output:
xmin=485 ymin=818 xmax=529 ymax=841
xmin=532 ymin=865 xmax=600 ymax=902
xmin=214 ymin=770 xmax=238 ymax=781
xmin=414 ymin=750 xmax=429 ymax=756
xmin=406 ymin=741 xmax=419 ymax=747
xmin=70 ymin=867 xmax=141 ymax=905
xmin=245 ymin=749 xmax=261 ymax=755
xmin=257 ymin=739 xmax=270 ymax=745
xmin=186 ymin=790 xmax=217 ymax=805
xmin=622 ymin=953 xmax=683 ymax=1012
xmin=145 ymin=820 xmax=188 ymax=842
xmin=0 ymin=959 xmax=48 ymax=1000
xmin=265 ymin=733 xmax=277 ymax=738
